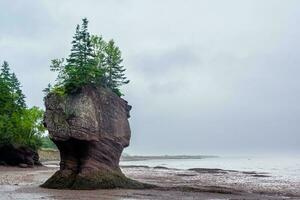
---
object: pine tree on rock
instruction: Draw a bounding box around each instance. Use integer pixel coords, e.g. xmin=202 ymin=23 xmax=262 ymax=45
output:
xmin=48 ymin=18 xmax=130 ymax=96
xmin=91 ymin=35 xmax=106 ymax=69
xmin=104 ymin=40 xmax=129 ymax=95
xmin=65 ymin=18 xmax=96 ymax=92
xmin=91 ymin=35 xmax=107 ymax=85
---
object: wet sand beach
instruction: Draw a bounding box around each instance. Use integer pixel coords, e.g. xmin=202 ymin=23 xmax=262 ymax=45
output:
xmin=0 ymin=163 xmax=299 ymax=200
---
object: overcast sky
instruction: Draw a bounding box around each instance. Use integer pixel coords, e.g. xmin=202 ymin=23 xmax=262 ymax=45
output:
xmin=1 ymin=0 xmax=300 ymax=155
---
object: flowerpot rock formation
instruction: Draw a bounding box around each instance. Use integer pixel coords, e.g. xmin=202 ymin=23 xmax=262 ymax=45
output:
xmin=41 ymin=85 xmax=151 ymax=189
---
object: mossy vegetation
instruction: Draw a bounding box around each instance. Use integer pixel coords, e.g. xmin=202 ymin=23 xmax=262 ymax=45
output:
xmin=72 ymin=170 xmax=154 ymax=190
xmin=41 ymin=170 xmax=77 ymax=189
xmin=41 ymin=169 xmax=156 ymax=190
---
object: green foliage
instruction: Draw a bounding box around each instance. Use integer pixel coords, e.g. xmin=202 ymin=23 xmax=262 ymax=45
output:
xmin=51 ymin=86 xmax=66 ymax=97
xmin=104 ymin=40 xmax=129 ymax=90
xmin=91 ymin=35 xmax=106 ymax=69
xmin=42 ymin=83 xmax=52 ymax=95
xmin=0 ymin=61 xmax=44 ymax=150
xmin=11 ymin=73 xmax=26 ymax=108
xmin=112 ymin=88 xmax=123 ymax=97
xmin=0 ymin=61 xmax=26 ymax=114
xmin=41 ymin=136 xmax=57 ymax=149
xmin=13 ymin=107 xmax=45 ymax=150
xmin=47 ymin=18 xmax=129 ymax=96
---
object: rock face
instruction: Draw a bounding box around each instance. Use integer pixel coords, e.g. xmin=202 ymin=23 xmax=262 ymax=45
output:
xmin=41 ymin=85 xmax=151 ymax=189
xmin=0 ymin=144 xmax=41 ymax=167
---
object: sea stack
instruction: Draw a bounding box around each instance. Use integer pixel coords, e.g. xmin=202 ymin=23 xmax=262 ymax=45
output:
xmin=41 ymin=85 xmax=149 ymax=189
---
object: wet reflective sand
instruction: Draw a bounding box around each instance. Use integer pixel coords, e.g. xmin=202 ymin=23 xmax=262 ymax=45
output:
xmin=0 ymin=165 xmax=299 ymax=200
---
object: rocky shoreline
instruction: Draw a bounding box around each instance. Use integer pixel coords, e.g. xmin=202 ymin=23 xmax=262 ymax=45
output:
xmin=0 ymin=163 xmax=299 ymax=199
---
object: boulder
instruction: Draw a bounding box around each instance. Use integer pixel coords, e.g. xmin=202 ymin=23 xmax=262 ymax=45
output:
xmin=0 ymin=144 xmax=41 ymax=167
xmin=41 ymin=85 xmax=152 ymax=189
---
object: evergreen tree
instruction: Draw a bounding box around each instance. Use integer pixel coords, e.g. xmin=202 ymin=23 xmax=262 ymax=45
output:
xmin=67 ymin=20 xmax=94 ymax=68
xmin=11 ymin=73 xmax=26 ymax=109
xmin=0 ymin=61 xmax=44 ymax=149
xmin=42 ymin=83 xmax=52 ymax=95
xmin=91 ymin=35 xmax=106 ymax=69
xmin=104 ymin=40 xmax=129 ymax=92
xmin=80 ymin=18 xmax=94 ymax=66
xmin=0 ymin=62 xmax=15 ymax=115
xmin=67 ymin=24 xmax=81 ymax=68
xmin=1 ymin=61 xmax=12 ymax=86
xmin=64 ymin=18 xmax=96 ymax=92
xmin=91 ymin=35 xmax=107 ymax=85
xmin=0 ymin=75 xmax=13 ymax=115
xmin=0 ymin=62 xmax=26 ymax=111
xmin=48 ymin=18 xmax=130 ymax=96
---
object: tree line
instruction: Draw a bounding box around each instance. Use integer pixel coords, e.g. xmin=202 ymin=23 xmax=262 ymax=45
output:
xmin=47 ymin=18 xmax=129 ymax=96
xmin=0 ymin=61 xmax=45 ymax=150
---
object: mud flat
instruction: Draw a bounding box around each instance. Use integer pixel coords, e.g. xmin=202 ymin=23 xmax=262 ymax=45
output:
xmin=0 ymin=164 xmax=299 ymax=199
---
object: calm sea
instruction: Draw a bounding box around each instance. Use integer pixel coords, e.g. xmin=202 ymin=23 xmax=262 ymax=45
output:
xmin=120 ymin=155 xmax=300 ymax=181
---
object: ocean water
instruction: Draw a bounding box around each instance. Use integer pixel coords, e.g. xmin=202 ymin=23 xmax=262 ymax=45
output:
xmin=120 ymin=155 xmax=300 ymax=181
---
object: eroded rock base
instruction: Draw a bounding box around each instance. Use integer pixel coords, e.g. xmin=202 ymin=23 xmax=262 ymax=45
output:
xmin=41 ymin=169 xmax=154 ymax=190
xmin=41 ymin=138 xmax=154 ymax=190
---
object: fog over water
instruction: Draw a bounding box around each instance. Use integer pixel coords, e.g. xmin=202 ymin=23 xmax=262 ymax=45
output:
xmin=1 ymin=0 xmax=300 ymax=155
